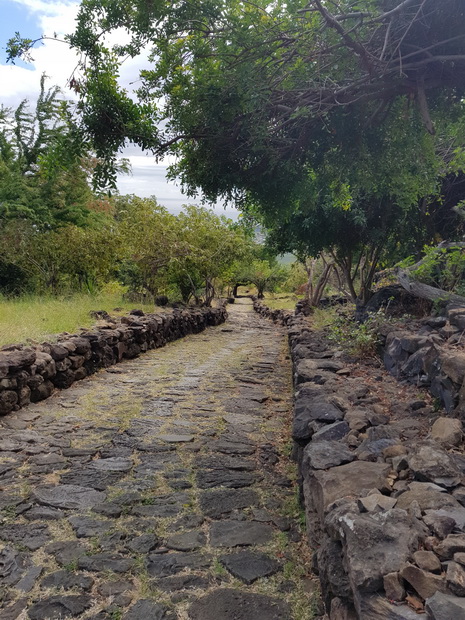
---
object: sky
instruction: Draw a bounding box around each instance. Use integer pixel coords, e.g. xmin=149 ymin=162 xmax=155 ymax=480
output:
xmin=0 ymin=0 xmax=238 ymax=218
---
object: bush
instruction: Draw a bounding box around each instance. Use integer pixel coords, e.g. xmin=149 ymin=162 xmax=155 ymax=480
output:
xmin=328 ymin=309 xmax=390 ymax=358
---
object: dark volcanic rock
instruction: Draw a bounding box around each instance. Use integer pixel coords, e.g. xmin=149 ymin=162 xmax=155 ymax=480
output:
xmin=28 ymin=595 xmax=92 ymax=619
xmin=426 ymin=591 xmax=465 ymax=619
xmin=78 ymin=553 xmax=134 ymax=573
xmin=146 ymin=553 xmax=211 ymax=577
xmin=209 ymin=520 xmax=274 ymax=547
xmin=33 ymin=485 xmax=105 ymax=509
xmin=45 ymin=541 xmax=88 ymax=566
xmin=68 ymin=516 xmax=111 ymax=538
xmin=60 ymin=469 xmax=125 ymax=490
xmin=156 ymin=574 xmax=211 ymax=591
xmin=188 ymin=589 xmax=290 ymax=620
xmin=303 ymin=440 xmax=354 ymax=470
xmin=199 ymin=489 xmax=258 ymax=518
xmin=165 ymin=530 xmax=206 ymax=552
xmin=40 ymin=570 xmax=94 ymax=591
xmin=312 ymin=421 xmax=350 ymax=443
xmin=123 ymin=600 xmax=174 ymax=620
xmin=0 ymin=523 xmax=50 ymax=551
xmin=196 ymin=469 xmax=256 ymax=488
xmin=220 ymin=551 xmax=281 ymax=584
xmin=408 ymin=440 xmax=462 ymax=488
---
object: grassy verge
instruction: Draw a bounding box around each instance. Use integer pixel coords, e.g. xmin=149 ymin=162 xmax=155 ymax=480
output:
xmin=263 ymin=293 xmax=302 ymax=310
xmin=0 ymin=293 xmax=163 ymax=347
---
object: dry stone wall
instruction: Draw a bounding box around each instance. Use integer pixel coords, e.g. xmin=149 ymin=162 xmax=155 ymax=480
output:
xmin=0 ymin=306 xmax=227 ymax=416
xmin=254 ymin=300 xmax=465 ymax=620
xmin=381 ymin=304 xmax=465 ymax=414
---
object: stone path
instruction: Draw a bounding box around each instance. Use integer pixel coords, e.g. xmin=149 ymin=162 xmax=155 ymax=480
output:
xmin=0 ymin=300 xmax=320 ymax=620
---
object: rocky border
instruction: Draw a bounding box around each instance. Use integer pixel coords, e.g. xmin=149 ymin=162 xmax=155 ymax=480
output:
xmin=380 ymin=304 xmax=465 ymax=415
xmin=0 ymin=306 xmax=227 ymax=416
xmin=254 ymin=299 xmax=465 ymax=620
xmin=251 ymin=298 xmax=293 ymax=325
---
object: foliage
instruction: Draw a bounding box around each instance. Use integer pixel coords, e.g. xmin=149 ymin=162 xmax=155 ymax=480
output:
xmin=239 ymin=259 xmax=288 ymax=299
xmin=0 ymin=75 xmax=95 ymax=229
xmin=410 ymin=245 xmax=465 ymax=295
xmin=168 ymin=205 xmax=251 ymax=305
xmin=281 ymin=262 xmax=309 ymax=295
xmin=328 ymin=308 xmax=389 ymax=359
xmin=0 ymin=220 xmax=120 ymax=295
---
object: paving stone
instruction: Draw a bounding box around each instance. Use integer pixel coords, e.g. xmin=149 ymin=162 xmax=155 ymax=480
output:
xmin=33 ymin=484 xmax=106 ymax=509
xmin=199 ymin=489 xmax=258 ymax=518
xmin=28 ymin=595 xmax=93 ymax=619
xmin=156 ymin=574 xmax=211 ymax=591
xmin=146 ymin=553 xmax=212 ymax=577
xmin=68 ymin=516 xmax=111 ymax=538
xmin=220 ymin=551 xmax=281 ymax=584
xmin=0 ymin=523 xmax=50 ymax=551
xmin=0 ymin=546 xmax=30 ymax=586
xmin=91 ymin=502 xmax=123 ymax=518
xmin=41 ymin=570 xmax=94 ymax=591
xmin=126 ymin=534 xmax=159 ymax=553
xmin=45 ymin=541 xmax=89 ymax=566
xmin=210 ymin=520 xmax=274 ymax=547
xmin=60 ymin=469 xmax=125 ymax=490
xmin=188 ymin=589 xmax=290 ymax=620
xmin=210 ymin=439 xmax=256 ymax=455
xmin=131 ymin=503 xmax=184 ymax=517
xmin=0 ymin=598 xmax=28 ymax=620
xmin=78 ymin=552 xmax=135 ymax=573
xmin=197 ymin=455 xmax=255 ymax=471
xmin=97 ymin=579 xmax=133 ymax=598
xmin=123 ymin=600 xmax=175 ymax=619
xmin=90 ymin=457 xmax=133 ymax=472
xmin=159 ymin=434 xmax=195 ymax=442
xmin=197 ymin=468 xmax=256 ymax=488
xmin=15 ymin=566 xmax=43 ymax=592
xmin=165 ymin=530 xmax=206 ymax=551
xmin=24 ymin=506 xmax=65 ymax=521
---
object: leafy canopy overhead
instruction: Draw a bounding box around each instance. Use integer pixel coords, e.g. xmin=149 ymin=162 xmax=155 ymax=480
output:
xmin=51 ymin=0 xmax=465 ymax=199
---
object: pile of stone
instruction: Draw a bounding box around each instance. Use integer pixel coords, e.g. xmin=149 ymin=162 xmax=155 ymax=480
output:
xmin=288 ymin=315 xmax=465 ymax=619
xmin=0 ymin=306 xmax=227 ymax=416
xmin=252 ymin=300 xmax=465 ymax=619
xmin=381 ymin=304 xmax=465 ymax=414
xmin=252 ymin=298 xmax=293 ymax=325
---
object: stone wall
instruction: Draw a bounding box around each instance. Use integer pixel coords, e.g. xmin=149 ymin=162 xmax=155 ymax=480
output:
xmin=381 ymin=304 xmax=465 ymax=414
xmin=252 ymin=298 xmax=294 ymax=325
xmin=254 ymin=300 xmax=465 ymax=620
xmin=0 ymin=306 xmax=227 ymax=416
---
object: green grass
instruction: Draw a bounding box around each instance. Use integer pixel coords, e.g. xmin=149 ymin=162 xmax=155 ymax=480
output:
xmin=0 ymin=292 xmax=163 ymax=347
xmin=263 ymin=293 xmax=302 ymax=310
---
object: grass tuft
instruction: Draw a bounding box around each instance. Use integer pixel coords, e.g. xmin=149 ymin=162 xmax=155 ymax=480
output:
xmin=0 ymin=292 xmax=162 ymax=347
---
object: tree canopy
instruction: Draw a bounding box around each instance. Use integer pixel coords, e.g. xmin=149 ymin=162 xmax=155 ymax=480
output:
xmin=6 ymin=1 xmax=465 ymax=304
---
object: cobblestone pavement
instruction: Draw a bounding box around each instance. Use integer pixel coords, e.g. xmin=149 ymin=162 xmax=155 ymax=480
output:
xmin=0 ymin=300 xmax=320 ymax=620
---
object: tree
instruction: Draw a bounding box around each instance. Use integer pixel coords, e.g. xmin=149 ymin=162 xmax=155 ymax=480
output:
xmin=168 ymin=206 xmax=250 ymax=305
xmin=0 ymin=220 xmax=120 ymax=294
xmin=9 ymin=2 xmax=465 ymax=307
xmin=0 ymin=76 xmax=96 ymax=229
xmin=113 ymin=195 xmax=186 ymax=299
xmin=240 ymin=259 xmax=287 ymax=299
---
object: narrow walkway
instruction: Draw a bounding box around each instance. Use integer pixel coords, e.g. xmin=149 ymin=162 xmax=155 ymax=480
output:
xmin=0 ymin=300 xmax=318 ymax=620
